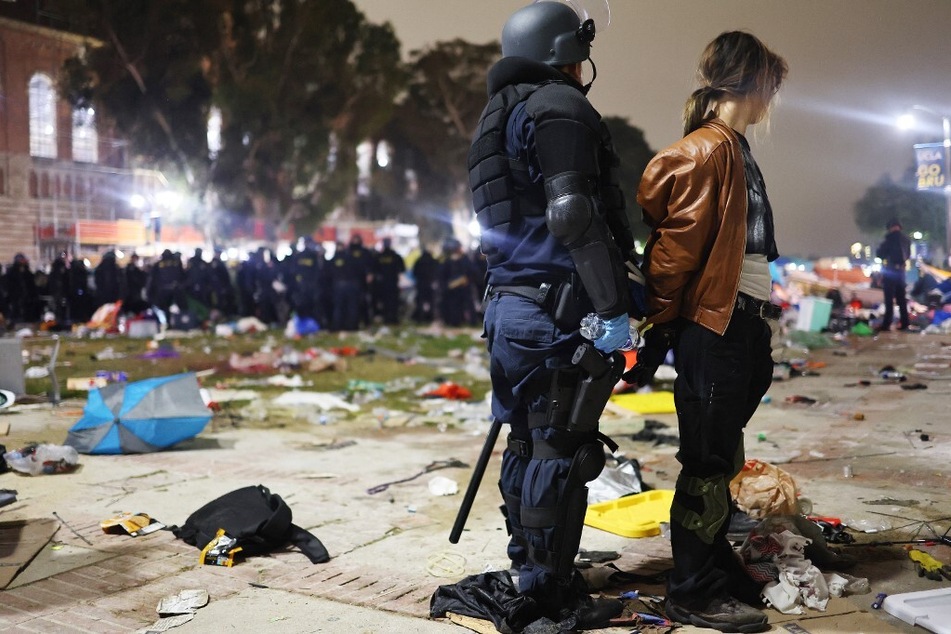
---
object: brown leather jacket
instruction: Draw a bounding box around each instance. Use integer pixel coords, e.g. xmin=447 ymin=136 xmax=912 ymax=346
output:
xmin=637 ymin=118 xmax=748 ymax=336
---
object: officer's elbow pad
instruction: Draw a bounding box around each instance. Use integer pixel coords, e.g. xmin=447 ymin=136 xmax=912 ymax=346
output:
xmin=545 ymin=172 xmax=593 ymax=244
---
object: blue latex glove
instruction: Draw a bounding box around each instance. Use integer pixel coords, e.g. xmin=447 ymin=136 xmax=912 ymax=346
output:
xmin=593 ymin=313 xmax=631 ymax=353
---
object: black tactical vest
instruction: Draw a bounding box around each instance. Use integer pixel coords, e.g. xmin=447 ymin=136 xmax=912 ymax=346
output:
xmin=468 ymin=83 xmax=548 ymax=255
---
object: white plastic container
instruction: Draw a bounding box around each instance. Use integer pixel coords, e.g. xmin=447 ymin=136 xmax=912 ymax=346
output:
xmin=883 ymin=587 xmax=951 ymax=634
xmin=795 ymin=297 xmax=833 ymax=332
xmin=127 ymin=320 xmax=159 ymax=338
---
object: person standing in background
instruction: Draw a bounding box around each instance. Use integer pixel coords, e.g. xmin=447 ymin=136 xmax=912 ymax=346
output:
xmin=875 ymin=218 xmax=911 ymax=332
xmin=411 ymin=246 xmax=437 ymax=324
xmin=372 ymin=238 xmax=406 ymax=325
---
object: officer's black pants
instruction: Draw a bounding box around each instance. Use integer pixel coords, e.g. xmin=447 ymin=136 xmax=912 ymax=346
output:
xmin=667 ymin=311 xmax=773 ymax=605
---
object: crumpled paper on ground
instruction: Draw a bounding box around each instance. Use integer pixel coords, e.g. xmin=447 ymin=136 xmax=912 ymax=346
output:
xmin=730 ymin=459 xmax=800 ymax=518
xmin=428 ymin=475 xmax=459 ymax=496
xmin=135 ymin=589 xmax=209 ymax=633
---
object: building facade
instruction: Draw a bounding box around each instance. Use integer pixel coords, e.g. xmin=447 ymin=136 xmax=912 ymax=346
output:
xmin=0 ymin=15 xmax=164 ymax=268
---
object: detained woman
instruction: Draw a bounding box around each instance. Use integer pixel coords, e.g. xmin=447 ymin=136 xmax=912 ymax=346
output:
xmin=627 ymin=31 xmax=788 ymax=633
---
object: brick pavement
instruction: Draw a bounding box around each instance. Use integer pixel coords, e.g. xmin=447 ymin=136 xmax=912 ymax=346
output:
xmin=1 ymin=331 xmax=950 ymax=632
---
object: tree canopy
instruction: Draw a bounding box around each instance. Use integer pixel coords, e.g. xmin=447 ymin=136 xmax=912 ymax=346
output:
xmin=54 ymin=5 xmax=655 ymax=246
xmin=56 ymin=0 xmax=403 ymax=239
xmin=374 ymin=39 xmax=499 ymax=243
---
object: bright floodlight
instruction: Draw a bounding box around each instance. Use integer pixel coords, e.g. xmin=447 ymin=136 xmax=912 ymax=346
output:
xmin=468 ymin=218 xmax=482 ymax=237
xmin=897 ymin=113 xmax=915 ymax=130
xmin=156 ymin=190 xmax=182 ymax=209
xmin=129 ymin=193 xmax=147 ymax=209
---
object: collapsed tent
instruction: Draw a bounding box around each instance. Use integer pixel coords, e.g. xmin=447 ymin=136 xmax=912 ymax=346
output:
xmin=65 ymin=373 xmax=211 ymax=454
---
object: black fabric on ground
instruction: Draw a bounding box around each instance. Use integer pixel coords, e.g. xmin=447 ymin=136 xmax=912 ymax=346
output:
xmin=430 ymin=570 xmax=539 ymax=633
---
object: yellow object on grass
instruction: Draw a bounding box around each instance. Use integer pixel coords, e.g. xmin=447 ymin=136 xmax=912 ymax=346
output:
xmin=610 ymin=391 xmax=676 ymax=414
xmin=584 ymin=489 xmax=675 ymax=538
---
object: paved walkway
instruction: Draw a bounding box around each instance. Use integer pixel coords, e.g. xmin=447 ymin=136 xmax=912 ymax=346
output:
xmin=1 ymin=329 xmax=949 ymax=632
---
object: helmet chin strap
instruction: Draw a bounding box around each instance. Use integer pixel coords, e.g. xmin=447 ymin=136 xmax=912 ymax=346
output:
xmin=581 ymin=57 xmax=597 ymax=95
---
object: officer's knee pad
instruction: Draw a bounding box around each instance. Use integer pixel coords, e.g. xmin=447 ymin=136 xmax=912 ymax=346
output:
xmin=568 ymin=442 xmax=605 ymax=485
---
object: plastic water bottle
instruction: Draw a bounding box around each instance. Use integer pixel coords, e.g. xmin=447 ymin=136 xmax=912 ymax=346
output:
xmin=579 ymin=313 xmax=639 ymax=351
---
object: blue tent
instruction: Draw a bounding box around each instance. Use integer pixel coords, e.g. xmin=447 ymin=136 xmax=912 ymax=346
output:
xmin=65 ymin=373 xmax=211 ymax=454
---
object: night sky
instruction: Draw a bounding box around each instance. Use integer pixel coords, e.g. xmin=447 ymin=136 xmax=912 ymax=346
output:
xmin=355 ymin=0 xmax=951 ymax=258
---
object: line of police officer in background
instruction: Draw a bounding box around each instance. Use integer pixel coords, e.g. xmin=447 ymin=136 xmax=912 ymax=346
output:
xmin=0 ymin=235 xmax=489 ymax=333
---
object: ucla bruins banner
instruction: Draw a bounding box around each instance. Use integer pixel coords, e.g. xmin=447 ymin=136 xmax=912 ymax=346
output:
xmin=914 ymin=142 xmax=948 ymax=190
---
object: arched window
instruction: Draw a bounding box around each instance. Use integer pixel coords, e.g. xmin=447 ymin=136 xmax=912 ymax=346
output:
xmin=72 ymin=107 xmax=98 ymax=163
xmin=29 ymin=74 xmax=57 ymax=158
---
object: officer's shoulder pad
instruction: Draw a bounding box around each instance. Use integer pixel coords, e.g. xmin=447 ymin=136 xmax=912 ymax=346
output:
xmin=525 ymin=83 xmax=598 ymax=124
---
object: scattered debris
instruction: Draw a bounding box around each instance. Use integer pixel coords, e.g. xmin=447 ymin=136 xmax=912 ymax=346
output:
xmin=3 ymin=444 xmax=79 ymax=475
xmin=428 ymin=475 xmax=459 ymax=496
xmin=136 ymin=589 xmax=210 ymax=633
xmin=100 ymin=513 xmax=166 ymax=537
xmin=366 ymin=459 xmax=468 ymax=495
xmin=271 ymin=391 xmax=360 ymax=412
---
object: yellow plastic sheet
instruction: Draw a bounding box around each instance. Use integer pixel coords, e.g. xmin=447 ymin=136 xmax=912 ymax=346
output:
xmin=610 ymin=391 xmax=676 ymax=414
xmin=585 ymin=490 xmax=675 ymax=538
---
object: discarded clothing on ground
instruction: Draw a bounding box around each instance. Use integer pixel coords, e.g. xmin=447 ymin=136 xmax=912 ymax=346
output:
xmin=430 ymin=571 xmax=538 ymax=634
xmin=171 ymin=484 xmax=329 ymax=564
xmin=739 ymin=516 xmax=868 ymax=614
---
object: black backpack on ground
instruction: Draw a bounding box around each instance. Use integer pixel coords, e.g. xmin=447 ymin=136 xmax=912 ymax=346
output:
xmin=171 ymin=484 xmax=329 ymax=564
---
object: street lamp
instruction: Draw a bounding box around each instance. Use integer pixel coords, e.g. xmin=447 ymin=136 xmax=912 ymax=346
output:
xmin=898 ymin=105 xmax=951 ymax=264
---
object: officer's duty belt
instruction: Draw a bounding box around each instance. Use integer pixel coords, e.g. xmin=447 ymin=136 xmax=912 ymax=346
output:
xmin=487 ymin=283 xmax=557 ymax=311
xmin=735 ymin=292 xmax=783 ymax=321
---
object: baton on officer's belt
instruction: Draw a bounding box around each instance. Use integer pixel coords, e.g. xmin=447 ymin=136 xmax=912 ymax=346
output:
xmin=450 ymin=417 xmax=503 ymax=544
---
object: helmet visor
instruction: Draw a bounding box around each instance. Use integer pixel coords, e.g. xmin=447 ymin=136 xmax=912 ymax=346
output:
xmin=546 ymin=0 xmax=611 ymax=34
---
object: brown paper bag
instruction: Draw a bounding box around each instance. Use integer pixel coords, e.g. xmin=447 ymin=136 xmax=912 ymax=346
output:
xmin=729 ymin=459 xmax=800 ymax=518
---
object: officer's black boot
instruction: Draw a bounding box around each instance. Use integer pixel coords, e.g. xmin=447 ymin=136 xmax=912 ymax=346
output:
xmin=535 ymin=572 xmax=622 ymax=630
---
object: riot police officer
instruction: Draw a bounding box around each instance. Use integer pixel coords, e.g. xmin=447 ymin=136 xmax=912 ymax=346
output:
xmin=147 ymin=249 xmax=184 ymax=314
xmin=94 ymin=250 xmax=122 ymax=308
xmin=330 ymin=235 xmax=372 ymax=331
xmin=466 ymin=1 xmax=637 ymax=627
xmin=411 ymin=246 xmax=438 ymax=323
xmin=290 ymin=237 xmax=324 ymax=323
xmin=4 ymin=254 xmax=40 ymax=325
xmin=371 ymin=237 xmax=405 ymax=325
xmin=438 ymin=238 xmax=474 ymax=327
xmin=184 ymin=248 xmax=213 ymax=310
xmin=123 ymin=253 xmax=149 ymax=315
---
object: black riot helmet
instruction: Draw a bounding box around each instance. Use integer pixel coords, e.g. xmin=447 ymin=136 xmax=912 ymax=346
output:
xmin=501 ymin=1 xmax=596 ymax=67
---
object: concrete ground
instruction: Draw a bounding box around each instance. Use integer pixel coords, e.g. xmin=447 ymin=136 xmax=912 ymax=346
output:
xmin=0 ymin=328 xmax=949 ymax=633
